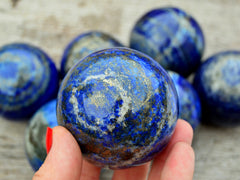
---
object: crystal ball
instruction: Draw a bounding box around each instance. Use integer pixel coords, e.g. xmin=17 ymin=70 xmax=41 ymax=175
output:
xmin=25 ymin=99 xmax=58 ymax=171
xmin=168 ymin=71 xmax=201 ymax=130
xmin=130 ymin=7 xmax=205 ymax=77
xmin=60 ymin=31 xmax=123 ymax=77
xmin=0 ymin=43 xmax=59 ymax=119
xmin=57 ymin=47 xmax=178 ymax=169
xmin=193 ymin=51 xmax=240 ymax=126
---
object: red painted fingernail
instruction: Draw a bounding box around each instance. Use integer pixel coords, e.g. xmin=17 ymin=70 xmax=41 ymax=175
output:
xmin=46 ymin=127 xmax=53 ymax=154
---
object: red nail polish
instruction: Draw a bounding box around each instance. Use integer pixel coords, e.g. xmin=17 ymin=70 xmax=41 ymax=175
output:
xmin=46 ymin=127 xmax=53 ymax=154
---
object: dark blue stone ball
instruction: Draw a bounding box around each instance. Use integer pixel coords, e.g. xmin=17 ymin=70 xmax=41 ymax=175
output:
xmin=193 ymin=51 xmax=240 ymax=126
xmin=60 ymin=31 xmax=123 ymax=78
xmin=168 ymin=71 xmax=201 ymax=130
xmin=130 ymin=7 xmax=205 ymax=77
xmin=0 ymin=43 xmax=59 ymax=119
xmin=57 ymin=47 xmax=178 ymax=169
xmin=25 ymin=99 xmax=58 ymax=171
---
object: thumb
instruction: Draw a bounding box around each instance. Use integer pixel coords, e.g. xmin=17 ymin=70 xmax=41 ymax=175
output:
xmin=33 ymin=126 xmax=83 ymax=180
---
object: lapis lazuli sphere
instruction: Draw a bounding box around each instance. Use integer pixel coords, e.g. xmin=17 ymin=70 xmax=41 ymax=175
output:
xmin=25 ymin=99 xmax=58 ymax=171
xmin=57 ymin=47 xmax=178 ymax=169
xmin=0 ymin=43 xmax=59 ymax=119
xmin=130 ymin=7 xmax=205 ymax=77
xmin=193 ymin=51 xmax=240 ymax=126
xmin=60 ymin=31 xmax=123 ymax=78
xmin=168 ymin=71 xmax=201 ymax=130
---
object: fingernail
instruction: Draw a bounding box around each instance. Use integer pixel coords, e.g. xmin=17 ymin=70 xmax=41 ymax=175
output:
xmin=46 ymin=127 xmax=53 ymax=154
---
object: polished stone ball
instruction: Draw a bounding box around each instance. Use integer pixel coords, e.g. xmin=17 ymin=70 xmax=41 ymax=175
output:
xmin=193 ymin=51 xmax=240 ymax=126
xmin=60 ymin=31 xmax=123 ymax=78
xmin=0 ymin=43 xmax=59 ymax=119
xmin=57 ymin=47 xmax=178 ymax=169
xmin=130 ymin=7 xmax=205 ymax=77
xmin=25 ymin=99 xmax=58 ymax=171
xmin=168 ymin=71 xmax=201 ymax=130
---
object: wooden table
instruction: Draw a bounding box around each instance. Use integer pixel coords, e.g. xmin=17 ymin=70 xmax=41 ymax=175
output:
xmin=0 ymin=0 xmax=240 ymax=179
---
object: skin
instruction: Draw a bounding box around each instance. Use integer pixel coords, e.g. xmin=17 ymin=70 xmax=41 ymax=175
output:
xmin=33 ymin=119 xmax=194 ymax=180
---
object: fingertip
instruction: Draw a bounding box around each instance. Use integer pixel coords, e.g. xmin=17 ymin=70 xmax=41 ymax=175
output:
xmin=177 ymin=119 xmax=194 ymax=133
xmin=51 ymin=126 xmax=74 ymax=141
xmin=52 ymin=126 xmax=83 ymax=156
xmin=33 ymin=126 xmax=83 ymax=180
xmin=175 ymin=119 xmax=194 ymax=145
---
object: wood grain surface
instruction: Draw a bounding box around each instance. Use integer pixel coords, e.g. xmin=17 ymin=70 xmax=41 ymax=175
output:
xmin=0 ymin=0 xmax=240 ymax=179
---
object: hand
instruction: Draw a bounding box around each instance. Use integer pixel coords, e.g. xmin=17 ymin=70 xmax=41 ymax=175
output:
xmin=33 ymin=119 xmax=194 ymax=180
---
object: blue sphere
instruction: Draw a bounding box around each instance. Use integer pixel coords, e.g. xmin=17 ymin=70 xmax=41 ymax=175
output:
xmin=61 ymin=31 xmax=123 ymax=78
xmin=57 ymin=47 xmax=178 ymax=169
xmin=25 ymin=99 xmax=58 ymax=171
xmin=193 ymin=51 xmax=240 ymax=126
xmin=0 ymin=43 xmax=59 ymax=119
xmin=130 ymin=7 xmax=205 ymax=77
xmin=168 ymin=71 xmax=201 ymax=130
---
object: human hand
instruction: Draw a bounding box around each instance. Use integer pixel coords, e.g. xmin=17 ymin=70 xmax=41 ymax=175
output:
xmin=33 ymin=119 xmax=194 ymax=180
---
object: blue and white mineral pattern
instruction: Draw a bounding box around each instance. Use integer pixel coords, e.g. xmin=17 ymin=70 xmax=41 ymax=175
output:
xmin=0 ymin=43 xmax=59 ymax=119
xmin=193 ymin=51 xmax=240 ymax=126
xmin=60 ymin=31 xmax=123 ymax=77
xmin=168 ymin=71 xmax=201 ymax=130
xmin=25 ymin=99 xmax=58 ymax=171
xmin=130 ymin=7 xmax=205 ymax=77
xmin=57 ymin=47 xmax=178 ymax=169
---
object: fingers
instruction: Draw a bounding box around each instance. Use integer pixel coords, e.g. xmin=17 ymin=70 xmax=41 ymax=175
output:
xmin=80 ymin=160 xmax=101 ymax=180
xmin=33 ymin=126 xmax=83 ymax=180
xmin=112 ymin=119 xmax=194 ymax=180
xmin=32 ymin=120 xmax=194 ymax=180
xmin=112 ymin=162 xmax=151 ymax=180
xmin=160 ymin=142 xmax=195 ymax=180
xmin=148 ymin=119 xmax=193 ymax=179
